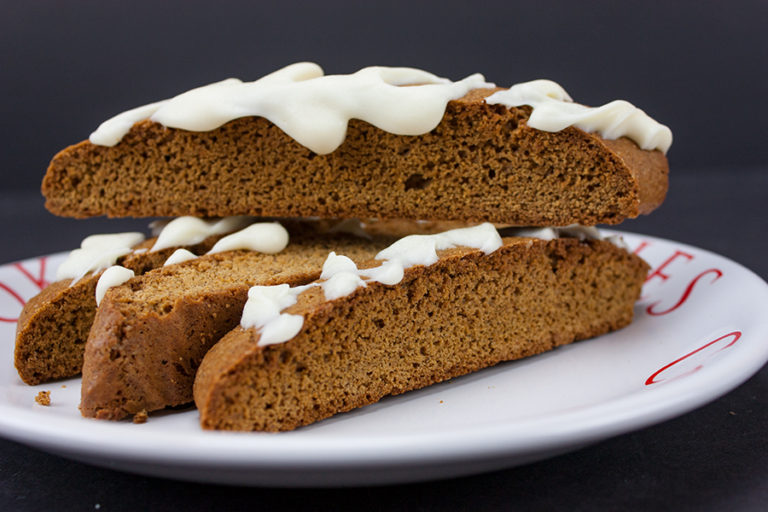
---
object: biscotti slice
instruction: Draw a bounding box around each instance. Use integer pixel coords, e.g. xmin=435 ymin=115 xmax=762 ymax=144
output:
xmin=14 ymin=230 xmax=225 ymax=385
xmin=42 ymin=65 xmax=669 ymax=226
xmin=194 ymin=233 xmax=648 ymax=432
xmin=80 ymin=233 xmax=393 ymax=421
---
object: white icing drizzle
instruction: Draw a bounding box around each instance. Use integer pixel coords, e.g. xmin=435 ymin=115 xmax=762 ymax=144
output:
xmin=240 ymin=284 xmax=309 ymax=346
xmin=511 ymin=227 xmax=558 ymax=241
xmin=359 ymin=260 xmax=405 ymax=286
xmin=58 ymin=218 xmax=289 ymax=292
xmin=320 ymin=252 xmax=359 ymax=279
xmin=556 ymin=225 xmax=602 ymax=241
xmin=90 ymin=63 xmax=670 ymax=156
xmin=90 ymin=102 xmax=166 ymax=147
xmin=89 ymin=62 xmax=493 ymax=154
xmin=320 ymin=253 xmax=367 ymax=300
xmin=207 ymin=222 xmax=289 ymax=255
xmin=56 ymin=232 xmax=145 ymax=284
xmin=485 ymin=80 xmax=672 ymax=154
xmin=240 ymin=223 xmax=502 ymax=347
xmin=159 ymin=221 xmax=289 ymax=264
xmin=259 ymin=314 xmax=305 ymax=347
xmin=95 ymin=265 xmax=135 ymax=305
xmin=605 ymin=234 xmax=629 ymax=250
xmin=151 ymin=216 xmax=253 ymax=252
xmin=505 ymin=224 xmax=626 ymax=248
xmin=374 ymin=223 xmax=503 ymax=268
xmin=163 ymin=248 xmax=198 ymax=266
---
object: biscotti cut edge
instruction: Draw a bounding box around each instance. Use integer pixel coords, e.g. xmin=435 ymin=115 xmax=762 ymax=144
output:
xmin=14 ymin=233 xmax=223 ymax=385
xmin=42 ymin=90 xmax=668 ymax=226
xmin=601 ymin=138 xmax=668 ymax=215
xmin=194 ymin=237 xmax=649 ymax=432
xmin=79 ymin=233 xmax=394 ymax=421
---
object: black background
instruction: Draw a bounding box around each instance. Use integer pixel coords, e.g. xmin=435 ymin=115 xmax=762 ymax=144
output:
xmin=1 ymin=1 xmax=767 ymax=510
xmin=1 ymin=0 xmax=766 ymax=190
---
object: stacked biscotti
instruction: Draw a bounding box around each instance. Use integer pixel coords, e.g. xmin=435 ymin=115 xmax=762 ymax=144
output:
xmin=17 ymin=63 xmax=670 ymax=430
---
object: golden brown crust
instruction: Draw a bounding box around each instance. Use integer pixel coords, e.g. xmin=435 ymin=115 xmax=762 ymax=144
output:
xmin=194 ymin=238 xmax=649 ymax=432
xmin=79 ymin=233 xmax=393 ymax=420
xmin=42 ymin=90 xmax=668 ymax=226
xmin=13 ymin=234 xmax=222 ymax=385
xmin=601 ymin=138 xmax=669 ymax=214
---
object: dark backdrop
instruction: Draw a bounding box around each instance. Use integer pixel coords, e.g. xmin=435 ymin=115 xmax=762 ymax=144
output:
xmin=1 ymin=3 xmax=768 ymax=510
xmin=1 ymin=0 xmax=766 ymax=193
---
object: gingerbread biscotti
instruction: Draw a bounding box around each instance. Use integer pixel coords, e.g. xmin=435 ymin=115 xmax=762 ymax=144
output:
xmin=194 ymin=230 xmax=648 ymax=432
xmin=14 ymin=231 xmax=225 ymax=385
xmin=14 ymin=216 xmax=265 ymax=385
xmin=80 ymin=232 xmax=394 ymax=421
xmin=13 ymin=218 xmax=478 ymax=388
xmin=42 ymin=64 xmax=669 ymax=226
xmin=18 ymin=63 xmax=670 ymax=434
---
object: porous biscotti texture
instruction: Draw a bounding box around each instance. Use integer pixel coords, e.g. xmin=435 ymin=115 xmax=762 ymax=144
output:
xmin=80 ymin=233 xmax=393 ymax=421
xmin=42 ymin=89 xmax=668 ymax=225
xmin=14 ymin=234 xmax=221 ymax=385
xmin=194 ymin=237 xmax=649 ymax=432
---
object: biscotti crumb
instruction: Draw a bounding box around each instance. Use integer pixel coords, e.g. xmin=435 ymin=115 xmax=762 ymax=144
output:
xmin=35 ymin=390 xmax=51 ymax=406
xmin=133 ymin=410 xmax=148 ymax=424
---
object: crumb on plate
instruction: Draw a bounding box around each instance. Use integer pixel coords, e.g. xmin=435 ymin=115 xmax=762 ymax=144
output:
xmin=133 ymin=409 xmax=148 ymax=424
xmin=35 ymin=390 xmax=51 ymax=406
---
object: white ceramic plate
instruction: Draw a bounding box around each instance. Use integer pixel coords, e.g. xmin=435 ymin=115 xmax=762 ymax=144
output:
xmin=0 ymin=231 xmax=766 ymax=487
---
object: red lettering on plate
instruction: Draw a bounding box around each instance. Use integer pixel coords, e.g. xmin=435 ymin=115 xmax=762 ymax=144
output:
xmin=13 ymin=257 xmax=50 ymax=290
xmin=633 ymin=240 xmax=651 ymax=255
xmin=646 ymin=268 xmax=723 ymax=316
xmin=0 ymin=257 xmax=51 ymax=323
xmin=645 ymin=331 xmax=741 ymax=385
xmin=0 ymin=281 xmax=26 ymax=323
xmin=645 ymin=250 xmax=694 ymax=284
